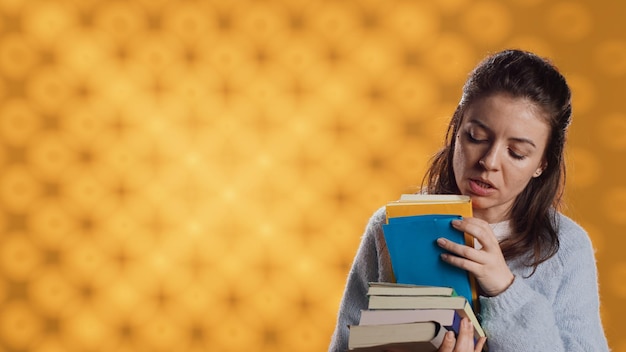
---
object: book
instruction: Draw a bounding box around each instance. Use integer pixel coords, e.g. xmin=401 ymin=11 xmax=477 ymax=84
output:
xmin=359 ymin=308 xmax=461 ymax=329
xmin=366 ymin=294 xmax=485 ymax=339
xmin=367 ymin=282 xmax=457 ymax=297
xmin=383 ymin=194 xmax=478 ymax=309
xmin=368 ymin=295 xmax=465 ymax=312
xmin=348 ymin=321 xmax=446 ymax=351
xmin=386 ymin=194 xmax=473 ymax=219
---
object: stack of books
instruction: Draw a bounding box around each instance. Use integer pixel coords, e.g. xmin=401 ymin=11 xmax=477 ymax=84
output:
xmin=347 ymin=194 xmax=485 ymax=351
xmin=348 ymin=282 xmax=485 ymax=351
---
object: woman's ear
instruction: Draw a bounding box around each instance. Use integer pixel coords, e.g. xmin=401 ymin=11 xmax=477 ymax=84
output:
xmin=533 ymin=161 xmax=547 ymax=178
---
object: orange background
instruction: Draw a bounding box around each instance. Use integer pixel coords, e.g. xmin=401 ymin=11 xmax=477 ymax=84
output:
xmin=0 ymin=0 xmax=625 ymax=351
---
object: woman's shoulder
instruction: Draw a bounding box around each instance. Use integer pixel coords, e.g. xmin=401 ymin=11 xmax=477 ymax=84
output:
xmin=368 ymin=206 xmax=387 ymax=225
xmin=554 ymin=212 xmax=594 ymax=257
xmin=362 ymin=206 xmax=387 ymax=237
xmin=555 ymin=212 xmax=589 ymax=239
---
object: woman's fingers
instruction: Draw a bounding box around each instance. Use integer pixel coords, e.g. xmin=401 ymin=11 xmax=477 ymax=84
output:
xmin=474 ymin=336 xmax=487 ymax=352
xmin=454 ymin=317 xmax=477 ymax=351
xmin=438 ymin=331 xmax=456 ymax=352
xmin=437 ymin=237 xmax=483 ymax=264
xmin=451 ymin=218 xmax=498 ymax=250
xmin=439 ymin=217 xmax=515 ymax=297
xmin=437 ymin=318 xmax=485 ymax=352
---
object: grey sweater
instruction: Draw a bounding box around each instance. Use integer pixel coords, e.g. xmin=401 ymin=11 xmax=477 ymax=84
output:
xmin=329 ymin=207 xmax=609 ymax=351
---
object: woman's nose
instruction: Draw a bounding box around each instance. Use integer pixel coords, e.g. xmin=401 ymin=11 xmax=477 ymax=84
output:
xmin=479 ymin=146 xmax=500 ymax=171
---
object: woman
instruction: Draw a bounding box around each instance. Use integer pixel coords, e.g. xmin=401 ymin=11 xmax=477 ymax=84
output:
xmin=328 ymin=50 xmax=609 ymax=352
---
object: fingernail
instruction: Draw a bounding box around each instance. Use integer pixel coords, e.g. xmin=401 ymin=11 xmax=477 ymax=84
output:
xmin=451 ymin=219 xmax=461 ymax=226
xmin=437 ymin=238 xmax=446 ymax=246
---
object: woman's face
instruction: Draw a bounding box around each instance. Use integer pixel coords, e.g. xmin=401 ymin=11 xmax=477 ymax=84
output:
xmin=453 ymin=93 xmax=551 ymax=223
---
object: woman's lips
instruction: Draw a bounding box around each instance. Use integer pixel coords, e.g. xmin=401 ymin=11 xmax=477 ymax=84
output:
xmin=468 ymin=178 xmax=496 ymax=196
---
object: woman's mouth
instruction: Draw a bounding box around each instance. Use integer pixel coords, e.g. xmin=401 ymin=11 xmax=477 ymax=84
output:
xmin=474 ymin=179 xmax=492 ymax=188
xmin=469 ymin=178 xmax=495 ymax=196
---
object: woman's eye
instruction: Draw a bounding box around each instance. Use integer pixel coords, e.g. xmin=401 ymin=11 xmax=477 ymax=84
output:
xmin=508 ymin=148 xmax=526 ymax=160
xmin=466 ymin=132 xmax=485 ymax=143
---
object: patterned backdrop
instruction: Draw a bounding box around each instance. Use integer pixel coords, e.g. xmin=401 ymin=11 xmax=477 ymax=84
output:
xmin=0 ymin=0 xmax=624 ymax=351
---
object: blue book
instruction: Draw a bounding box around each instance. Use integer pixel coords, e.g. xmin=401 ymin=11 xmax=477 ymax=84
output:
xmin=382 ymin=214 xmax=474 ymax=308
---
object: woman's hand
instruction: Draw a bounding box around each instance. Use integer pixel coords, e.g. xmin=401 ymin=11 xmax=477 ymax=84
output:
xmin=438 ymin=318 xmax=487 ymax=352
xmin=436 ymin=217 xmax=514 ymax=297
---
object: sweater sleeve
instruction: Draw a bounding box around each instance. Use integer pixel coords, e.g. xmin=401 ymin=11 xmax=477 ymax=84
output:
xmin=479 ymin=217 xmax=609 ymax=352
xmin=328 ymin=208 xmax=391 ymax=352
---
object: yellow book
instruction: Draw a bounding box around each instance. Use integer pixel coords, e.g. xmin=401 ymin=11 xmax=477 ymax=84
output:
xmin=386 ymin=194 xmax=473 ymax=219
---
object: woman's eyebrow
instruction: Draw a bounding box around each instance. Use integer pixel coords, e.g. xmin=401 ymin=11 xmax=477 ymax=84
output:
xmin=468 ymin=119 xmax=490 ymax=131
xmin=467 ymin=119 xmax=490 ymax=130
xmin=509 ymin=137 xmax=537 ymax=148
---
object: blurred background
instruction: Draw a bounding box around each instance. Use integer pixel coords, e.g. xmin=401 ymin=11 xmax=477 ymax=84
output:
xmin=0 ymin=0 xmax=624 ymax=351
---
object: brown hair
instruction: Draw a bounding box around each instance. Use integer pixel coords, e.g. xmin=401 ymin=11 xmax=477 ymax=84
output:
xmin=423 ymin=49 xmax=572 ymax=272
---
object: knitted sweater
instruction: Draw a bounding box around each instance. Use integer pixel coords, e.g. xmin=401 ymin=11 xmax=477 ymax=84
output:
xmin=328 ymin=207 xmax=609 ymax=352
